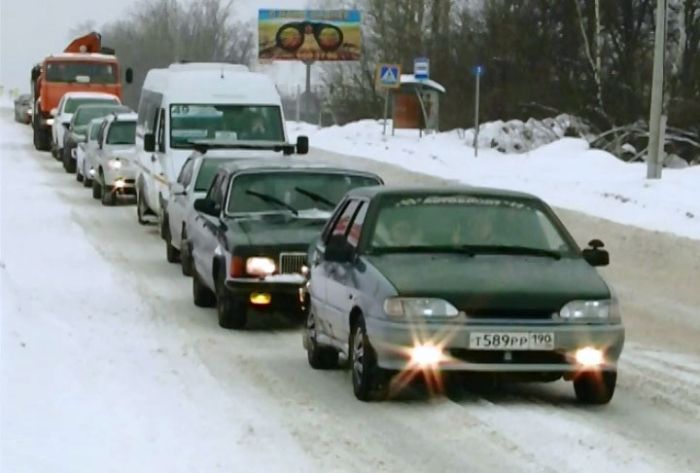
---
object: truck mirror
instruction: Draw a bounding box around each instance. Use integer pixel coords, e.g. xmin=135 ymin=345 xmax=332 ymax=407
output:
xmin=50 ymin=108 xmax=58 ymax=117
xmin=296 ymin=135 xmax=309 ymax=155
xmin=125 ymin=68 xmax=134 ymax=84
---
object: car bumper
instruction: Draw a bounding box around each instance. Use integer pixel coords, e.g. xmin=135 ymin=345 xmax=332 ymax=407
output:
xmin=225 ymin=279 xmax=306 ymax=314
xmin=365 ymin=317 xmax=625 ymax=373
xmin=104 ymin=168 xmax=137 ymax=192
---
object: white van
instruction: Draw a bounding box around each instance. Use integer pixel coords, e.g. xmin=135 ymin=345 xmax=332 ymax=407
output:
xmin=134 ymin=63 xmax=306 ymax=225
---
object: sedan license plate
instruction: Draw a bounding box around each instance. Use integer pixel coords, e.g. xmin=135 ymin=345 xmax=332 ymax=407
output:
xmin=469 ymin=332 xmax=554 ymax=350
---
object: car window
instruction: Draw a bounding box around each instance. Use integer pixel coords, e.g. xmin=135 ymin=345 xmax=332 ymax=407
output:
xmin=194 ymin=159 xmax=237 ymax=192
xmin=321 ymin=198 xmax=350 ymax=243
xmin=347 ymin=201 xmax=368 ymax=248
xmin=96 ymin=121 xmax=108 ymax=144
xmin=207 ymin=173 xmax=227 ymax=207
xmin=89 ymin=123 xmax=101 ymax=141
xmin=330 ymin=200 xmax=360 ymax=239
xmin=177 ymin=159 xmax=195 ymax=186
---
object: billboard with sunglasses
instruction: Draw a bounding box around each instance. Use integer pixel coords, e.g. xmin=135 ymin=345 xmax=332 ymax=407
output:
xmin=258 ymin=9 xmax=361 ymax=61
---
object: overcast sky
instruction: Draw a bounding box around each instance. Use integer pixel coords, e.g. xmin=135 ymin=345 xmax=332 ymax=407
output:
xmin=0 ymin=0 xmax=309 ymax=93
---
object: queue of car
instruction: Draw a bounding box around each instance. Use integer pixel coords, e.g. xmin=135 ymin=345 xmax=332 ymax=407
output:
xmin=23 ymin=61 xmax=624 ymax=404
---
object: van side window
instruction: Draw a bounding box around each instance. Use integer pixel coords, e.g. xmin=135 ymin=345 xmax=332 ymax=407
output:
xmin=137 ymin=89 xmax=163 ymax=135
xmin=156 ymin=109 xmax=166 ymax=150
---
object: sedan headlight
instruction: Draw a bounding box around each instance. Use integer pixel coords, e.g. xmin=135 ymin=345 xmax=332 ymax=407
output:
xmin=246 ymin=257 xmax=276 ymax=277
xmin=383 ymin=297 xmax=459 ymax=318
xmin=559 ymin=299 xmax=619 ymax=321
xmin=108 ymin=159 xmax=122 ymax=169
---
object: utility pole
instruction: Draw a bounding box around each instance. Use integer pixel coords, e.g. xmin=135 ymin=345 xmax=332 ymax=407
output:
xmin=473 ymin=66 xmax=482 ymax=157
xmin=647 ymin=0 xmax=667 ymax=179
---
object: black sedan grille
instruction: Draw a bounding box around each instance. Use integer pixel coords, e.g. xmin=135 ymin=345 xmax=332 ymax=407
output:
xmin=449 ymin=349 xmax=567 ymax=364
xmin=278 ymin=252 xmax=306 ymax=274
xmin=462 ymin=309 xmax=556 ymax=320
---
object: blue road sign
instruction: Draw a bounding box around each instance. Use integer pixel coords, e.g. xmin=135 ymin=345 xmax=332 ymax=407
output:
xmin=414 ymin=57 xmax=430 ymax=80
xmin=376 ymin=64 xmax=402 ymax=89
xmin=472 ymin=65 xmax=485 ymax=76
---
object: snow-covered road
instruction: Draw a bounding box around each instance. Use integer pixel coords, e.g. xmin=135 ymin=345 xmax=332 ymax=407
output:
xmin=2 ymin=110 xmax=699 ymax=472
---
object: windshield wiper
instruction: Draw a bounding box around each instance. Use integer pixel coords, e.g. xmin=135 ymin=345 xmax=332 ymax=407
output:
xmin=459 ymin=245 xmax=562 ymax=259
xmin=370 ymin=245 xmax=477 ymax=255
xmin=294 ymin=187 xmax=335 ymax=208
xmin=245 ymin=190 xmax=298 ymax=215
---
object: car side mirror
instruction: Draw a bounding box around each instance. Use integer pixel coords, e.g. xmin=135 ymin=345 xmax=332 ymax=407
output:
xmin=194 ymin=198 xmax=220 ymax=217
xmin=325 ymin=235 xmax=354 ymax=263
xmin=125 ymin=67 xmax=134 ymax=84
xmin=296 ymin=135 xmax=309 ymax=155
xmin=171 ymin=183 xmax=186 ymax=195
xmin=50 ymin=108 xmax=58 ymax=117
xmin=582 ymin=239 xmax=609 ymax=267
xmin=62 ymin=122 xmax=70 ymax=129
xmin=144 ymin=133 xmax=156 ymax=152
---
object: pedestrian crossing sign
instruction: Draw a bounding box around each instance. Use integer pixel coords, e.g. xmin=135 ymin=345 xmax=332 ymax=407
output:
xmin=376 ymin=63 xmax=402 ymax=89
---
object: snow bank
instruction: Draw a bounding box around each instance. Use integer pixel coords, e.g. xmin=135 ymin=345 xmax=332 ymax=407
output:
xmin=289 ymin=120 xmax=700 ymax=241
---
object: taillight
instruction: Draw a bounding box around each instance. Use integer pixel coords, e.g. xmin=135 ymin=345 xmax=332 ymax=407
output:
xmin=230 ymin=256 xmax=244 ymax=277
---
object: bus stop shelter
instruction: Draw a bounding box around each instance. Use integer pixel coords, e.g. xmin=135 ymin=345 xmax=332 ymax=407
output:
xmin=392 ymin=74 xmax=446 ymax=135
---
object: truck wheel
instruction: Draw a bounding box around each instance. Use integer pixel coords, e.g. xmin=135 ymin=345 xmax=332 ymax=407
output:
xmin=92 ymin=178 xmax=101 ymax=199
xmin=573 ymin=370 xmax=617 ymax=405
xmin=306 ymin=310 xmax=339 ymax=369
xmin=350 ymin=315 xmax=389 ymax=401
xmin=101 ymin=185 xmax=116 ymax=206
xmin=33 ymin=124 xmax=51 ymax=152
xmin=215 ymin=271 xmax=246 ymax=329
xmin=192 ymin=271 xmax=216 ymax=308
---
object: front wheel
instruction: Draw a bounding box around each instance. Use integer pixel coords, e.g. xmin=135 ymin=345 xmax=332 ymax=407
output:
xmin=101 ymin=184 xmax=116 ymax=206
xmin=573 ymin=370 xmax=617 ymax=405
xmin=180 ymin=233 xmax=193 ymax=276
xmin=164 ymin=220 xmax=180 ymax=263
xmin=92 ymin=179 xmax=101 ymax=200
xmin=136 ymin=188 xmax=149 ymax=225
xmin=192 ymin=271 xmax=216 ymax=308
xmin=306 ymin=311 xmax=338 ymax=369
xmin=351 ymin=315 xmax=388 ymax=401
xmin=216 ymin=272 xmax=247 ymax=329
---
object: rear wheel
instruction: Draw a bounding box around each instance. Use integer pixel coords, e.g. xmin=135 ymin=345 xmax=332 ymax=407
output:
xmin=180 ymin=231 xmax=193 ymax=276
xmin=164 ymin=219 xmax=180 ymax=263
xmin=33 ymin=124 xmax=51 ymax=151
xmin=192 ymin=271 xmax=216 ymax=308
xmin=306 ymin=310 xmax=338 ymax=369
xmin=351 ymin=315 xmax=389 ymax=401
xmin=573 ymin=370 xmax=617 ymax=405
xmin=216 ymin=271 xmax=247 ymax=329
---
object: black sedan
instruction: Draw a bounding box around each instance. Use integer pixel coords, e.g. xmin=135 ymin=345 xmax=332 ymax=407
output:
xmin=188 ymin=159 xmax=382 ymax=329
xmin=304 ymin=186 xmax=625 ymax=403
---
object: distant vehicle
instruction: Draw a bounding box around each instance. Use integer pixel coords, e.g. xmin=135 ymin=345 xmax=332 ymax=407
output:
xmin=14 ymin=94 xmax=32 ymax=124
xmin=133 ymin=62 xmax=308 ymax=227
xmin=30 ymin=32 xmax=133 ymax=152
xmin=77 ymin=118 xmax=103 ymax=187
xmin=304 ymin=186 xmax=625 ymax=403
xmin=51 ymin=91 xmax=120 ymax=161
xmin=163 ymin=153 xmax=246 ymax=269
xmin=187 ymin=159 xmax=382 ymax=330
xmin=65 ymin=103 xmax=131 ymax=174
xmin=90 ymin=112 xmax=138 ymax=206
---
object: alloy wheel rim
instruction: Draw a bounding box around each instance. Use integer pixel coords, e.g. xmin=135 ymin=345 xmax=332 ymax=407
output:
xmin=353 ymin=327 xmax=364 ymax=382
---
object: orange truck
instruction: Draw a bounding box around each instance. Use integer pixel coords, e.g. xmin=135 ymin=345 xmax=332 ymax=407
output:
xmin=31 ymin=32 xmax=132 ymax=151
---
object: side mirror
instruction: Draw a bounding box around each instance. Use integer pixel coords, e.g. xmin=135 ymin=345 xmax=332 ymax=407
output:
xmin=62 ymin=122 xmax=70 ymax=129
xmin=296 ymin=135 xmax=309 ymax=155
xmin=194 ymin=198 xmax=220 ymax=217
xmin=171 ymin=183 xmax=186 ymax=195
xmin=582 ymin=239 xmax=609 ymax=267
xmin=325 ymin=235 xmax=354 ymax=263
xmin=144 ymin=133 xmax=156 ymax=152
xmin=125 ymin=67 xmax=134 ymax=84
xmin=50 ymin=108 xmax=58 ymax=117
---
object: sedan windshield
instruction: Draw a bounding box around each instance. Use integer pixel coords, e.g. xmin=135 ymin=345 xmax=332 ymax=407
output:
xmin=74 ymin=105 xmax=128 ymax=127
xmin=369 ymin=195 xmax=574 ymax=255
xmin=170 ymin=104 xmax=284 ymax=148
xmin=65 ymin=98 xmax=119 ymax=114
xmin=227 ymin=172 xmax=379 ymax=215
xmin=106 ymin=122 xmax=136 ymax=145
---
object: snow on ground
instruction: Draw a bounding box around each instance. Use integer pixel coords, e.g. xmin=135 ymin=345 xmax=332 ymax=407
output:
xmin=289 ymin=120 xmax=700 ymax=241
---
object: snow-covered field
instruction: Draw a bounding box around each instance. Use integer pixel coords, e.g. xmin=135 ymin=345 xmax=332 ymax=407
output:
xmin=2 ymin=108 xmax=700 ymax=472
xmin=289 ymin=120 xmax=700 ymax=241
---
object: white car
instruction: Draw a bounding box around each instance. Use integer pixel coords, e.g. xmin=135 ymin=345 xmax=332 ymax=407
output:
xmin=76 ymin=118 xmax=103 ymax=187
xmin=163 ymin=152 xmax=243 ymax=269
xmin=90 ymin=112 xmax=138 ymax=206
xmin=51 ymin=91 xmax=120 ymax=160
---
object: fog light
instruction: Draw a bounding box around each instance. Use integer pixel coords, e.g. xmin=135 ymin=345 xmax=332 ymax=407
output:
xmin=250 ymin=293 xmax=271 ymax=305
xmin=410 ymin=344 xmax=443 ymax=367
xmin=88 ymin=168 xmax=95 ymax=176
xmin=114 ymin=179 xmax=126 ymax=189
xmin=575 ymin=347 xmax=604 ymax=366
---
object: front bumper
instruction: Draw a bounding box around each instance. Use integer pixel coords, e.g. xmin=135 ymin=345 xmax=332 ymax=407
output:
xmin=365 ymin=317 xmax=625 ymax=373
xmin=225 ymin=279 xmax=306 ymax=314
xmin=104 ymin=167 xmax=137 ymax=194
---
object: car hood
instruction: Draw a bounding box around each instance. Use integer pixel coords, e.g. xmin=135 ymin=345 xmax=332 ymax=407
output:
xmin=226 ymin=213 xmax=329 ymax=248
xmin=364 ymin=253 xmax=610 ymax=312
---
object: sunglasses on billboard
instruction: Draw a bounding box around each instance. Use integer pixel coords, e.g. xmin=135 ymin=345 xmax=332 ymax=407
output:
xmin=275 ymin=22 xmax=344 ymax=52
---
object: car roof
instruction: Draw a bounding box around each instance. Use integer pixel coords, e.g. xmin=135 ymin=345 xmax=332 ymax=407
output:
xmin=62 ymin=92 xmax=120 ymax=100
xmin=109 ymin=112 xmax=138 ymax=121
xmin=216 ymin=159 xmax=381 ymax=178
xmin=346 ymin=185 xmax=542 ymax=201
xmin=74 ymin=104 xmax=130 ymax=113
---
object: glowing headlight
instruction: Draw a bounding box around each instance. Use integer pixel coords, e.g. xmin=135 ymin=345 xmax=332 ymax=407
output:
xmin=560 ymin=300 xmax=618 ymax=321
xmin=575 ymin=347 xmax=604 ymax=366
xmin=410 ymin=343 xmax=444 ymax=366
xmin=383 ymin=298 xmax=459 ymax=318
xmin=46 ymin=118 xmax=54 ymax=126
xmin=108 ymin=159 xmax=122 ymax=169
xmin=245 ymin=257 xmax=276 ymax=277
xmin=114 ymin=179 xmax=126 ymax=189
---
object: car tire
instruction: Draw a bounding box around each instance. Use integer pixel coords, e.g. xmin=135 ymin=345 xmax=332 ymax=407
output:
xmin=92 ymin=178 xmax=101 ymax=199
xmin=350 ymin=315 xmax=389 ymax=401
xmin=306 ymin=310 xmax=339 ymax=369
xmin=573 ymin=370 xmax=617 ymax=405
xmin=192 ymin=271 xmax=216 ymax=308
xmin=164 ymin=222 xmax=180 ymax=263
xmin=64 ymin=150 xmax=76 ymax=173
xmin=180 ymin=231 xmax=193 ymax=277
xmin=33 ymin=124 xmax=51 ymax=152
xmin=76 ymin=170 xmax=84 ymax=182
xmin=83 ymin=175 xmax=92 ymax=188
xmin=215 ymin=271 xmax=247 ymax=329
xmin=136 ymin=188 xmax=149 ymax=225
xmin=101 ymin=185 xmax=116 ymax=206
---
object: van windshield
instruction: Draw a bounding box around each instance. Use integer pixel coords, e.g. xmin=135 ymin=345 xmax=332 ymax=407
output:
xmin=170 ymin=104 xmax=284 ymax=148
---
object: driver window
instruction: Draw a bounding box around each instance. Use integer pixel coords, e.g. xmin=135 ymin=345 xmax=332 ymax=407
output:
xmin=328 ymin=200 xmax=360 ymax=243
xmin=347 ymin=202 xmax=367 ymax=248
xmin=177 ymin=159 xmax=194 ymax=186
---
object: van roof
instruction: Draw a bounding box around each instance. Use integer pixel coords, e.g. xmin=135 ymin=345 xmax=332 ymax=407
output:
xmin=142 ymin=64 xmax=281 ymax=106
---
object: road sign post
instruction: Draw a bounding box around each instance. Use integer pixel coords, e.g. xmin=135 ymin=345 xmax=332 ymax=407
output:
xmin=472 ymin=65 xmax=484 ymax=157
xmin=375 ymin=63 xmax=402 ymax=136
xmin=413 ymin=57 xmax=430 ymax=136
xmin=647 ymin=0 xmax=667 ymax=179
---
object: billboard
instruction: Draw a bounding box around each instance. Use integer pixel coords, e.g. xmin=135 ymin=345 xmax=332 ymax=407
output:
xmin=258 ymin=9 xmax=361 ymax=61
